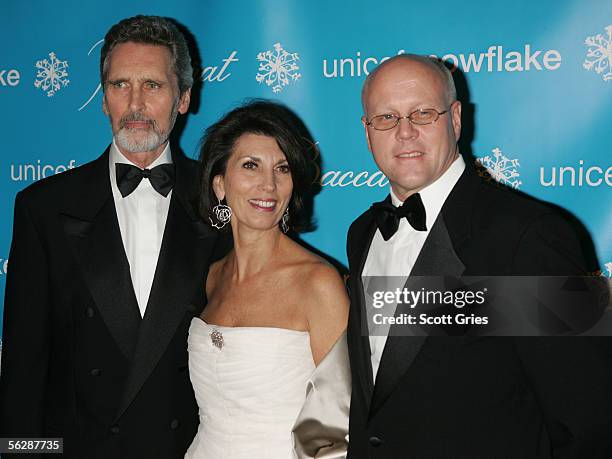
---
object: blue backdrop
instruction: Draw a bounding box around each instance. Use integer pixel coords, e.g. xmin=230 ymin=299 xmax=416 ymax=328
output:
xmin=1 ymin=1 xmax=611 ymax=339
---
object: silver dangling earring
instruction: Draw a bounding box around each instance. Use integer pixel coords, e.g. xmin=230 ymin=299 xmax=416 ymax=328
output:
xmin=209 ymin=198 xmax=232 ymax=230
xmin=280 ymin=206 xmax=290 ymax=234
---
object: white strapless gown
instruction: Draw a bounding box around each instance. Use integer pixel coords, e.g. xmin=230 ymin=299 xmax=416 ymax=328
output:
xmin=185 ymin=317 xmax=315 ymax=458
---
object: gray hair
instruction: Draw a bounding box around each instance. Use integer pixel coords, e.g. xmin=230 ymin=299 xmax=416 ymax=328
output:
xmin=361 ymin=54 xmax=456 ymax=114
xmin=100 ymin=15 xmax=193 ymax=94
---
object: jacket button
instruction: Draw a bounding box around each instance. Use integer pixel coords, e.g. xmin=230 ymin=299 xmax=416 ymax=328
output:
xmin=369 ymin=436 xmax=383 ymax=447
xmin=170 ymin=419 xmax=180 ymax=430
xmin=86 ymin=307 xmax=95 ymax=318
xmin=90 ymin=368 xmax=101 ymax=376
xmin=110 ymin=425 xmax=120 ymax=434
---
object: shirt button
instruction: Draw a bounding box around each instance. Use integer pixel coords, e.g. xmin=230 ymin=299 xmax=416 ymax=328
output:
xmin=170 ymin=419 xmax=180 ymax=430
xmin=86 ymin=307 xmax=95 ymax=318
xmin=110 ymin=425 xmax=120 ymax=434
xmin=90 ymin=368 xmax=101 ymax=376
xmin=369 ymin=436 xmax=383 ymax=447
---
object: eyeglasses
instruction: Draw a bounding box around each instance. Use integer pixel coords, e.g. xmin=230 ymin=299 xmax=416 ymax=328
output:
xmin=365 ymin=106 xmax=451 ymax=131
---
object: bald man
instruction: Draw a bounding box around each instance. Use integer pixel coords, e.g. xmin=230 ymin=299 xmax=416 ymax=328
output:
xmin=345 ymin=55 xmax=612 ymax=458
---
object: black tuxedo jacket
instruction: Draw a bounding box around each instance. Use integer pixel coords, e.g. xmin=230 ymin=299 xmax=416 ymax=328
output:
xmin=346 ymin=164 xmax=612 ymax=458
xmin=0 ymin=148 xmax=222 ymax=458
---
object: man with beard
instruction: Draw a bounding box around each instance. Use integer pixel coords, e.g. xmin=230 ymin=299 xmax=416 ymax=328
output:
xmin=0 ymin=15 xmax=222 ymax=458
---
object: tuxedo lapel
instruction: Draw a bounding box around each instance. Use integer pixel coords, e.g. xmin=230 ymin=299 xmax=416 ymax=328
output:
xmin=347 ymin=209 xmax=378 ymax=409
xmin=368 ymin=167 xmax=478 ymax=418
xmin=61 ymin=149 xmax=141 ymax=361
xmin=114 ymin=153 xmax=214 ymax=421
xmin=369 ymin=215 xmax=466 ymax=417
xmin=410 ymin=215 xmax=466 ymax=278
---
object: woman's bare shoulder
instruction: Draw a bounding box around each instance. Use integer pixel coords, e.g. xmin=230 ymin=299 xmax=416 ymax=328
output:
xmin=205 ymin=253 xmax=231 ymax=297
xmin=278 ymin=239 xmax=347 ymax=314
xmin=293 ymin=255 xmax=349 ymax=365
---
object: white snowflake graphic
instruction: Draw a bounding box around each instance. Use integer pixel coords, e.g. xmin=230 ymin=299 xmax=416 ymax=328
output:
xmin=256 ymin=43 xmax=301 ymax=93
xmin=34 ymin=52 xmax=70 ymax=97
xmin=605 ymin=262 xmax=612 ymax=278
xmin=583 ymin=25 xmax=612 ymax=82
xmin=475 ymin=147 xmax=522 ymax=189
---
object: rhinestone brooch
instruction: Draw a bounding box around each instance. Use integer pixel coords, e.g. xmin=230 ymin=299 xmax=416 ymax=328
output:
xmin=210 ymin=329 xmax=224 ymax=350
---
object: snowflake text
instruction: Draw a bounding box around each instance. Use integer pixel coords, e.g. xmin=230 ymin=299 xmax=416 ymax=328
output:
xmin=583 ymin=25 xmax=612 ymax=82
xmin=256 ymin=43 xmax=301 ymax=93
xmin=475 ymin=147 xmax=522 ymax=189
xmin=34 ymin=52 xmax=70 ymax=97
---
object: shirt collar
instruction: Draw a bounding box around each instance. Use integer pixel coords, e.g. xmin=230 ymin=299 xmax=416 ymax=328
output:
xmin=390 ymin=154 xmax=466 ymax=230
xmin=109 ymin=138 xmax=173 ymax=169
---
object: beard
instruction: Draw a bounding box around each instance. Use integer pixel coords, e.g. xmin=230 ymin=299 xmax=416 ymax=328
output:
xmin=115 ymin=101 xmax=179 ymax=154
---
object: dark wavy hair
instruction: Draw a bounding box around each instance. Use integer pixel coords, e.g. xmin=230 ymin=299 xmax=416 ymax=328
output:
xmin=100 ymin=15 xmax=193 ymax=94
xmin=198 ymin=100 xmax=317 ymax=233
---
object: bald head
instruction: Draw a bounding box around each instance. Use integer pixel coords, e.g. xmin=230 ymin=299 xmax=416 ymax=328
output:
xmin=361 ymin=54 xmax=456 ymax=116
xmin=359 ymin=53 xmax=462 ymax=201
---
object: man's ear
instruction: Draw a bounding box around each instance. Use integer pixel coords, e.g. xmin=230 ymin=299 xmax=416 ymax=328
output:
xmin=178 ymin=88 xmax=191 ymax=115
xmin=102 ymin=94 xmax=109 ymax=116
xmin=362 ymin=116 xmax=373 ymax=152
xmin=212 ymin=175 xmax=225 ymax=201
xmin=451 ymin=100 xmax=462 ymax=142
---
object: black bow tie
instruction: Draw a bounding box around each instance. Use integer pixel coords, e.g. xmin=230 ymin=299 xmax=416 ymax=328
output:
xmin=115 ymin=163 xmax=175 ymax=198
xmin=371 ymin=193 xmax=427 ymax=241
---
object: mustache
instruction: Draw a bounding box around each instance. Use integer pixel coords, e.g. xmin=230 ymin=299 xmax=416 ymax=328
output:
xmin=119 ymin=112 xmax=157 ymax=130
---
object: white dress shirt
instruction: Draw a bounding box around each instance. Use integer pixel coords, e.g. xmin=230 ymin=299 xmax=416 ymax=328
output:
xmin=363 ymin=155 xmax=466 ymax=381
xmin=109 ymin=140 xmax=173 ymax=317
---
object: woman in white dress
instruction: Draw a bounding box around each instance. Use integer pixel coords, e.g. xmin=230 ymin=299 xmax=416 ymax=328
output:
xmin=186 ymin=100 xmax=350 ymax=458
